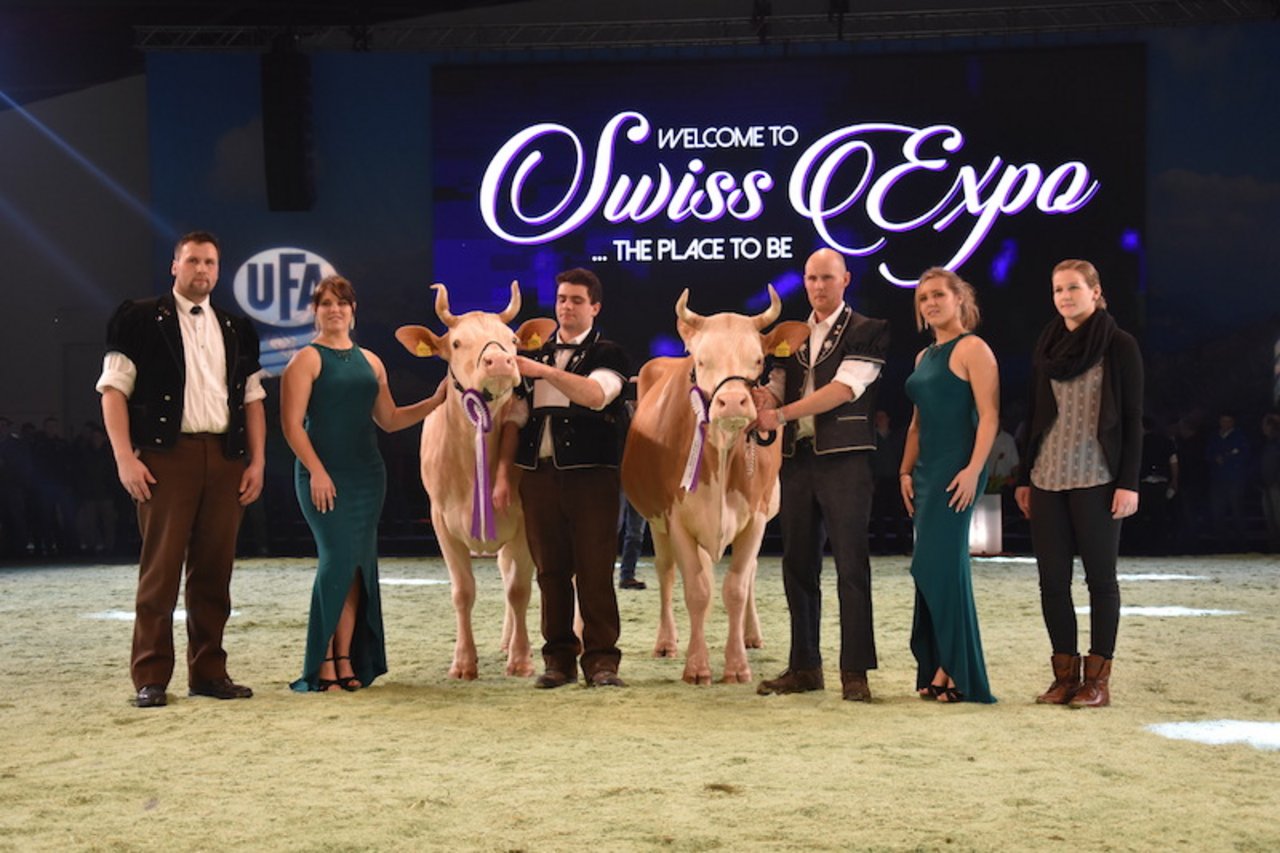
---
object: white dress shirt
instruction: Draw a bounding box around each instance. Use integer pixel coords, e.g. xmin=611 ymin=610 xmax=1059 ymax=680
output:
xmin=514 ymin=327 xmax=624 ymax=459
xmin=95 ymin=288 xmax=266 ymax=434
xmin=765 ymin=309 xmax=882 ymax=439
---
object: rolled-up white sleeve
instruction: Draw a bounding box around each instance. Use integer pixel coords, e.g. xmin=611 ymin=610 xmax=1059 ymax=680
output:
xmin=95 ymin=352 xmax=137 ymax=397
xmin=832 ymin=358 xmax=882 ymax=401
xmin=244 ymin=369 xmax=267 ymax=405
xmin=588 ymin=369 xmax=625 ymax=411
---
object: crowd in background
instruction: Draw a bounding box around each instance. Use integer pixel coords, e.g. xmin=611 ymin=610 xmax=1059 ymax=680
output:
xmin=867 ymin=403 xmax=1280 ymax=557
xmin=4 ymin=402 xmax=1280 ymax=562
xmin=0 ymin=415 xmax=130 ymax=559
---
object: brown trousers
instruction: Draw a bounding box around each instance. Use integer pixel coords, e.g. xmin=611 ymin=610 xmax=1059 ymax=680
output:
xmin=132 ymin=434 xmax=245 ymax=690
xmin=519 ymin=462 xmax=621 ymax=678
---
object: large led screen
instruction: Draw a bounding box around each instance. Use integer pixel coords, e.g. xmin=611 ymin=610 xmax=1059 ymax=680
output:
xmin=148 ymin=44 xmax=1143 ymax=412
xmin=432 ymin=45 xmax=1145 ymax=388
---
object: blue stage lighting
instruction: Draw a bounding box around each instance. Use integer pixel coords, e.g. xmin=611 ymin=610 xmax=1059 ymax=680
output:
xmin=0 ymin=193 xmax=107 ymax=307
xmin=989 ymin=238 xmax=1017 ymax=286
xmin=0 ymin=88 xmax=172 ymax=235
xmin=650 ymin=335 xmax=685 ymax=358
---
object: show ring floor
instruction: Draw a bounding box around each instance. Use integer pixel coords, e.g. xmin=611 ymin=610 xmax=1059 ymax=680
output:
xmin=2 ymin=553 xmax=1277 ymax=851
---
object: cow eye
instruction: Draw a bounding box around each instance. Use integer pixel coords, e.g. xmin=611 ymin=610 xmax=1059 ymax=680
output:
xmin=452 ymin=340 xmax=460 ymax=349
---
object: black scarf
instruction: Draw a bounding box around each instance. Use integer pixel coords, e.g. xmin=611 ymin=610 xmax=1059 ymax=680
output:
xmin=1033 ymin=309 xmax=1116 ymax=381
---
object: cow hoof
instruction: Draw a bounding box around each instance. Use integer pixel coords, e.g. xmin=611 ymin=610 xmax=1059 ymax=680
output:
xmin=745 ymin=638 xmax=764 ymax=650
xmin=720 ymin=671 xmax=754 ymax=684
xmin=448 ymin=666 xmax=479 ymax=681
xmin=682 ymin=671 xmax=713 ymax=686
xmin=506 ymin=661 xmax=536 ymax=678
xmin=653 ymin=645 xmax=679 ymax=658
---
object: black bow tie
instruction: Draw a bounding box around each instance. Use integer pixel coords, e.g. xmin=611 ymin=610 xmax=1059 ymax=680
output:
xmin=190 ymin=305 xmax=204 ymax=315
xmin=554 ymin=342 xmax=580 ymax=351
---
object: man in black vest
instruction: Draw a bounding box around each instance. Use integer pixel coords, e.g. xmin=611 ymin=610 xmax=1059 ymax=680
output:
xmin=500 ymin=268 xmax=630 ymax=688
xmin=97 ymin=231 xmax=266 ymax=708
xmin=754 ymin=248 xmax=890 ymax=701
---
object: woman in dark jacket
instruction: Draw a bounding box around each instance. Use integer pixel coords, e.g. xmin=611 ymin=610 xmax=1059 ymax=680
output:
xmin=1014 ymin=259 xmax=1143 ymax=708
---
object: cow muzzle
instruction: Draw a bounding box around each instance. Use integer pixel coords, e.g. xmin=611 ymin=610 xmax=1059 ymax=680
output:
xmin=707 ymin=376 xmax=756 ymax=436
xmin=474 ymin=341 xmax=518 ymax=397
xmin=449 ymin=341 xmax=519 ymax=402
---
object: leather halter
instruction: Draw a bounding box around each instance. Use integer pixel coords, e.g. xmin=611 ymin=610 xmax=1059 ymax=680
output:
xmin=448 ymin=339 xmax=512 ymax=403
xmin=687 ymin=366 xmax=762 ymax=406
xmin=687 ymin=363 xmax=777 ymax=447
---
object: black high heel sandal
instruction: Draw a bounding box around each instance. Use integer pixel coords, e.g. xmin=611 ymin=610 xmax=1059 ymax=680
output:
xmin=919 ymin=673 xmax=949 ymax=700
xmin=317 ymin=657 xmax=341 ymax=692
xmin=334 ymin=655 xmax=362 ymax=692
xmin=937 ymin=686 xmax=964 ymax=703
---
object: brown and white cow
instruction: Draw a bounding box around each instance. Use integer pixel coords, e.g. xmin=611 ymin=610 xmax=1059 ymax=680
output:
xmin=396 ymin=282 xmax=555 ymax=680
xmin=621 ymin=286 xmax=809 ymax=684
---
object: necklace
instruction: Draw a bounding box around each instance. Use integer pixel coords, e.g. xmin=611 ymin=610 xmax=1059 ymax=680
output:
xmin=314 ymin=339 xmax=354 ymax=361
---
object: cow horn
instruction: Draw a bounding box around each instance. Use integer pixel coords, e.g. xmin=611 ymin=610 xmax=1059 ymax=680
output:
xmin=674 ymin=289 xmax=704 ymax=329
xmin=497 ymin=280 xmax=521 ymax=324
xmin=753 ymin=284 xmax=783 ymax=330
xmin=431 ymin=283 xmax=458 ymax=328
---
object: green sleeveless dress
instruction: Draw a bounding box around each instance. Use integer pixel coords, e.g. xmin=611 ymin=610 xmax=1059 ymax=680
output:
xmin=290 ymin=344 xmax=388 ymax=692
xmin=903 ymin=334 xmax=995 ymax=703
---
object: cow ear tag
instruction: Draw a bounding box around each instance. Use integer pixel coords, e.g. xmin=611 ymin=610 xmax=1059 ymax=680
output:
xmin=416 ymin=341 xmax=434 ymax=357
xmin=774 ymin=341 xmax=792 ymax=358
xmin=527 ymin=333 xmax=542 ymax=350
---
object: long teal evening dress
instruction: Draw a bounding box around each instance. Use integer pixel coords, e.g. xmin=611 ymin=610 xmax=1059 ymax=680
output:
xmin=290 ymin=344 xmax=388 ymax=691
xmin=903 ymin=334 xmax=996 ymax=703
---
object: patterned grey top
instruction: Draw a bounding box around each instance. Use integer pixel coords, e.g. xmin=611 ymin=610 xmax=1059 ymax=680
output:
xmin=1030 ymin=361 xmax=1114 ymax=491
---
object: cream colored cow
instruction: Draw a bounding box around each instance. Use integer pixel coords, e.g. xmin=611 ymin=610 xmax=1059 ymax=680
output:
xmin=397 ymin=282 xmax=553 ymax=679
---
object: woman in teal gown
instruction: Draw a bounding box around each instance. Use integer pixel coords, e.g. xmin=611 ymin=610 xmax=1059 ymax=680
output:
xmin=900 ymin=268 xmax=1000 ymax=704
xmin=282 ymin=276 xmax=445 ymax=692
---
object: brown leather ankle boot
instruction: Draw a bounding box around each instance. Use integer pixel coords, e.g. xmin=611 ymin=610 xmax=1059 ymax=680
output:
xmin=1068 ymin=654 xmax=1111 ymax=708
xmin=1035 ymin=653 xmax=1082 ymax=704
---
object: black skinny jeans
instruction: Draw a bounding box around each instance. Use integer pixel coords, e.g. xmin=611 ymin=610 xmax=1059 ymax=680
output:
xmin=1029 ymin=483 xmax=1122 ymax=659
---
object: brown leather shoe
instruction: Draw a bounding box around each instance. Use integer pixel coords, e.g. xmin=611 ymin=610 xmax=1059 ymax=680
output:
xmin=1068 ymin=655 xmax=1111 ymax=708
xmin=134 ymin=684 xmax=167 ymax=708
xmin=840 ymin=670 xmax=872 ymax=702
xmin=587 ymin=670 xmax=626 ymax=688
xmin=188 ymin=677 xmax=253 ymax=700
xmin=756 ymin=667 xmax=824 ymax=695
xmin=1036 ymin=653 xmax=1082 ymax=705
xmin=534 ymin=670 xmax=577 ymax=689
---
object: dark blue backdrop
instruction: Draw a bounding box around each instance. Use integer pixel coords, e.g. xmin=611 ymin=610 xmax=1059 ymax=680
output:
xmin=148 ymin=45 xmax=1146 ymax=429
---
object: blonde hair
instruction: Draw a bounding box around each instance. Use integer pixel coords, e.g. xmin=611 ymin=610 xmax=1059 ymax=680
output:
xmin=915 ymin=267 xmax=980 ymax=334
xmin=1052 ymin=259 xmax=1107 ymax=309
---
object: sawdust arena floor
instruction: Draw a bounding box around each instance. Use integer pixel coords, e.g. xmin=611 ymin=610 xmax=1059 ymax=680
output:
xmin=1 ymin=552 xmax=1277 ymax=851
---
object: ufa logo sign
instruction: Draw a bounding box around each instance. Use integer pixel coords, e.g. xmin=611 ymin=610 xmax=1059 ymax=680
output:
xmin=233 ymin=247 xmax=337 ymax=327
